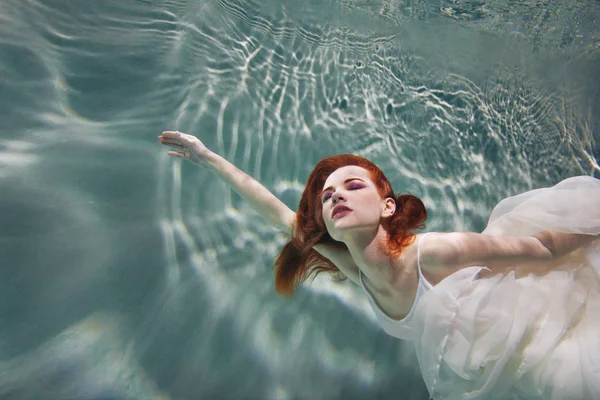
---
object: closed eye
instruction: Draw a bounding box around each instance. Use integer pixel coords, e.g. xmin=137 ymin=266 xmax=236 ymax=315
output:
xmin=321 ymin=181 xmax=364 ymax=203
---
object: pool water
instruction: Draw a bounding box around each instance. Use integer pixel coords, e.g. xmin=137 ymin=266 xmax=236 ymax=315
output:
xmin=0 ymin=0 xmax=598 ymax=398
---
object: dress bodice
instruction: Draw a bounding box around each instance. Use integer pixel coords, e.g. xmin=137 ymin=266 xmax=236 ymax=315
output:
xmin=359 ymin=232 xmax=434 ymax=340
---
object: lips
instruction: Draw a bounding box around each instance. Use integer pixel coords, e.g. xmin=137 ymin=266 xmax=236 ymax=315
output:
xmin=332 ymin=205 xmax=352 ymax=218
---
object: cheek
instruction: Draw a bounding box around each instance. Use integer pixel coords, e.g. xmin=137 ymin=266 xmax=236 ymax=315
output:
xmin=320 ymin=211 xmax=332 ymax=229
xmin=365 ymin=204 xmax=385 ymax=222
xmin=366 ymin=209 xmax=383 ymax=222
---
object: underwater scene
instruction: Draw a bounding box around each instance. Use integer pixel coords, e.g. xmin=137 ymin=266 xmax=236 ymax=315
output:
xmin=0 ymin=0 xmax=599 ymax=398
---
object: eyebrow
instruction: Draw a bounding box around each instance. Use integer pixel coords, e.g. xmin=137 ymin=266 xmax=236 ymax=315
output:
xmin=320 ymin=177 xmax=365 ymax=198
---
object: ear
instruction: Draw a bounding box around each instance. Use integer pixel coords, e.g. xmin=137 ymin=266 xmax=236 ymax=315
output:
xmin=382 ymin=197 xmax=396 ymax=217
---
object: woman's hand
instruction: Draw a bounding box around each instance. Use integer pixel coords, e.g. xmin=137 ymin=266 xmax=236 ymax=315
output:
xmin=158 ymin=131 xmax=213 ymax=167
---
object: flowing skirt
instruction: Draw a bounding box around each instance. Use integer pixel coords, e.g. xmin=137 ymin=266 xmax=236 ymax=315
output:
xmin=412 ymin=176 xmax=600 ymax=400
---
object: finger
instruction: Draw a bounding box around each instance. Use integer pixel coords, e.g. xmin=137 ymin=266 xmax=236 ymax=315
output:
xmin=167 ymin=151 xmax=187 ymax=158
xmin=163 ymin=143 xmax=186 ymax=152
xmin=160 ymin=139 xmax=183 ymax=147
xmin=162 ymin=130 xmax=183 ymax=138
xmin=163 ymin=131 xmax=195 ymax=147
xmin=159 ymin=135 xmax=181 ymax=143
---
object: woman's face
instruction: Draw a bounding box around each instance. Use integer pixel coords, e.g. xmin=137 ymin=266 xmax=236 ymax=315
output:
xmin=321 ymin=166 xmax=394 ymax=242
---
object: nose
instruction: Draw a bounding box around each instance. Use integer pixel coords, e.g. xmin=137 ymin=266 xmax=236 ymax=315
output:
xmin=331 ymin=191 xmax=345 ymax=204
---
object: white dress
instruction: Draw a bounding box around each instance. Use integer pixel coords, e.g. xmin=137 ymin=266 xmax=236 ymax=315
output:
xmin=362 ymin=176 xmax=600 ymax=400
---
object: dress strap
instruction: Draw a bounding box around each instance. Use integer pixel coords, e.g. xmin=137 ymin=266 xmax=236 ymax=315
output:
xmin=361 ymin=233 xmax=433 ymax=289
xmin=417 ymin=233 xmax=434 ymax=290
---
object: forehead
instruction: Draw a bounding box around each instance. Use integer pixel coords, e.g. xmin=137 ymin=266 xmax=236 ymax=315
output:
xmin=323 ymin=166 xmax=371 ymax=187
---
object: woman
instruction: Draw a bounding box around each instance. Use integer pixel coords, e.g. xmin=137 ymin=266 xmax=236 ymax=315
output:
xmin=158 ymin=130 xmax=600 ymax=400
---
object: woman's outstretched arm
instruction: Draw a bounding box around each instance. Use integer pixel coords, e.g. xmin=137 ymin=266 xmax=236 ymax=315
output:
xmin=207 ymin=152 xmax=297 ymax=233
xmin=159 ymin=130 xmax=294 ymax=234
xmin=159 ymin=131 xmax=360 ymax=283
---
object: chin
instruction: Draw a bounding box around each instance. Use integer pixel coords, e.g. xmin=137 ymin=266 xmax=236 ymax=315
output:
xmin=327 ymin=225 xmax=359 ymax=242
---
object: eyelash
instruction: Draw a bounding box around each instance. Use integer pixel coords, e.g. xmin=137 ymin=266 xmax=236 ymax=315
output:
xmin=322 ymin=183 xmax=363 ymax=203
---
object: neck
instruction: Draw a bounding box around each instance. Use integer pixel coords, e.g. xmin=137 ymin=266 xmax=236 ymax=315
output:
xmin=343 ymin=225 xmax=397 ymax=292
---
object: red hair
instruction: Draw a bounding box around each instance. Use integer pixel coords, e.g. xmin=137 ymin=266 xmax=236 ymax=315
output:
xmin=273 ymin=154 xmax=427 ymax=298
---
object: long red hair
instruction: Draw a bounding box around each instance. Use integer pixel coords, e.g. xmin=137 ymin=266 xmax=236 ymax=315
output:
xmin=273 ymin=154 xmax=427 ymax=298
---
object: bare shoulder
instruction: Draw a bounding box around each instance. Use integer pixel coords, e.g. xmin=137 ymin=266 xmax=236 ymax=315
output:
xmin=313 ymin=243 xmax=360 ymax=285
xmin=388 ymin=233 xmax=435 ymax=269
xmin=390 ymin=233 xmax=449 ymax=287
xmin=417 ymin=231 xmax=482 ymax=265
xmin=412 ymin=232 xmax=467 ymax=282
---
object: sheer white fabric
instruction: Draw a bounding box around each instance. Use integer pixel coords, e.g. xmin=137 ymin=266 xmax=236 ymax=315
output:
xmin=411 ymin=176 xmax=600 ymax=400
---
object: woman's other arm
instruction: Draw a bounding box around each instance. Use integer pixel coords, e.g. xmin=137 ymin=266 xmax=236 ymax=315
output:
xmin=531 ymin=231 xmax=598 ymax=260
xmin=421 ymin=231 xmax=599 ymax=273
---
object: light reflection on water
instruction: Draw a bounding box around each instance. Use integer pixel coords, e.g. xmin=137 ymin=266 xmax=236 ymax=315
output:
xmin=0 ymin=0 xmax=598 ymax=398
